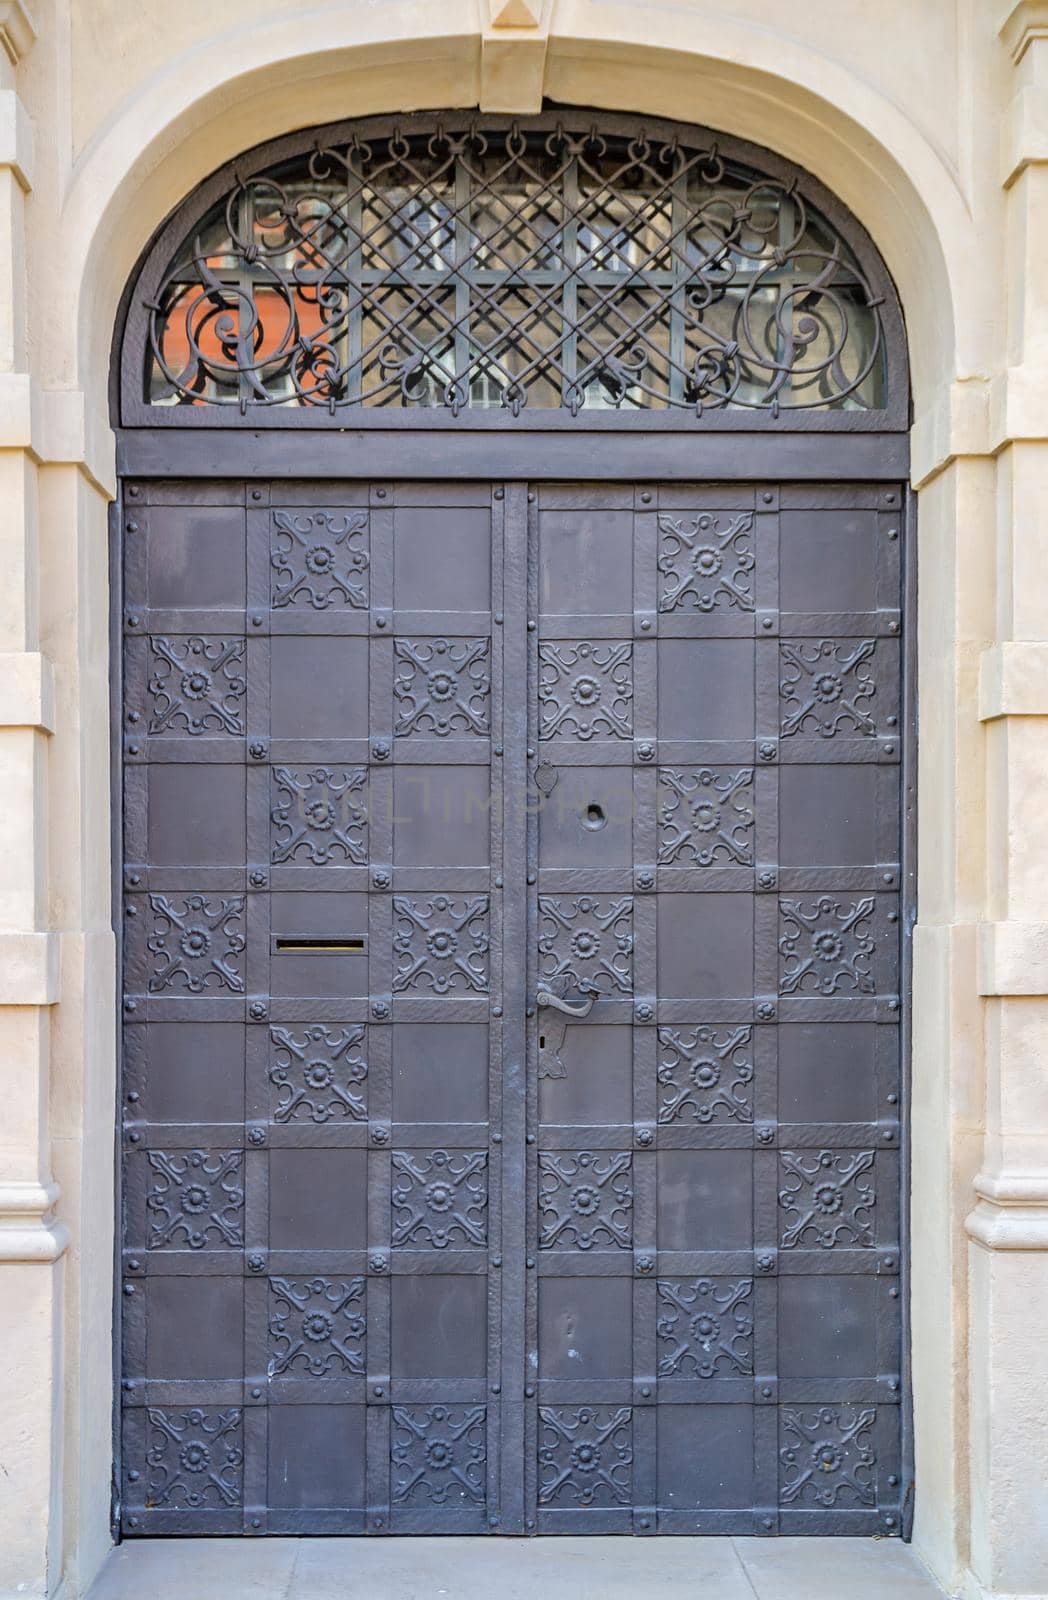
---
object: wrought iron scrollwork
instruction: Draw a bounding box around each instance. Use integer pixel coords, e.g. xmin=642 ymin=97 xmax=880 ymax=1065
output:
xmin=140 ymin=118 xmax=888 ymax=417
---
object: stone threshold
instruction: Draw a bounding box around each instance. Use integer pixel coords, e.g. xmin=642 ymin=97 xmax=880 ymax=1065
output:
xmin=83 ymin=1534 xmax=950 ymax=1600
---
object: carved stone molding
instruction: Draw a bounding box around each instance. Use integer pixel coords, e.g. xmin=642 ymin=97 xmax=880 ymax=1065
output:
xmin=0 ymin=2 xmax=35 ymax=67
xmin=966 ymin=1171 xmax=1048 ymax=1250
xmin=489 ymin=0 xmax=541 ymax=24
xmin=0 ymin=1179 xmax=68 ymax=1262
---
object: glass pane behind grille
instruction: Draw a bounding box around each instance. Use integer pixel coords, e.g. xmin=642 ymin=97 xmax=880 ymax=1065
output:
xmin=144 ymin=122 xmax=888 ymax=415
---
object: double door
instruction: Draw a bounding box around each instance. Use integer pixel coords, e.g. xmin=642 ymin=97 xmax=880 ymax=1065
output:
xmin=118 ymin=476 xmax=904 ymax=1536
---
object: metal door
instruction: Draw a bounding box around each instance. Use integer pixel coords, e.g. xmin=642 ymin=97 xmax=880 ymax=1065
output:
xmin=117 ymin=475 xmax=906 ymax=1537
xmin=526 ymin=481 xmax=904 ymax=1535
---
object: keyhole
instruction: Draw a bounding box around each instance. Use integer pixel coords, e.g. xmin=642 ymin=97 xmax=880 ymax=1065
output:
xmin=583 ymin=802 xmax=606 ymax=831
xmin=539 ymin=1035 xmax=546 ymax=1050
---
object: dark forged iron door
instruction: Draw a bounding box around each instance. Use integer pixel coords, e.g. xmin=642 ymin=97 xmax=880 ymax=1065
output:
xmin=117 ymin=475 xmax=906 ymax=1537
xmin=526 ymin=481 xmax=905 ymax=1535
xmin=119 ymin=479 xmax=527 ymax=1535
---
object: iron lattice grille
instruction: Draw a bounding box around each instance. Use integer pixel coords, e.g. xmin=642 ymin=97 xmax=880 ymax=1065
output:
xmin=144 ymin=121 xmax=888 ymax=416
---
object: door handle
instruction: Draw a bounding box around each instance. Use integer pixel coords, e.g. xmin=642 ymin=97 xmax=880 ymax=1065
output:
xmin=536 ymin=982 xmax=598 ymax=1018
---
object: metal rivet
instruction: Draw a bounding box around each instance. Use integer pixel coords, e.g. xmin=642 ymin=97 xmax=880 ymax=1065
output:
xmin=761 ymin=617 xmax=773 ymax=630
xmin=526 ymin=1133 xmax=535 ymax=1145
xmin=493 ymin=488 xmax=504 ymax=501
xmin=127 ymin=742 xmax=139 ymax=755
xmin=883 ymin=1258 xmax=895 ymax=1270
xmin=123 ymin=1283 xmax=135 ymax=1295
xmin=639 ymin=1517 xmax=651 ymax=1530
xmin=884 ymin=742 xmax=896 ymax=755
xmin=762 ymin=1517 xmax=774 ymax=1530
xmin=887 ymin=527 xmax=899 ymax=540
xmin=128 ymin=872 xmax=141 ymax=885
xmin=375 ymin=487 xmax=387 ymax=499
xmin=252 ymin=1518 xmax=262 ymax=1530
xmin=888 ymin=1474 xmax=900 ymax=1487
xmin=527 ymin=491 xmax=536 ymax=503
xmin=489 ymin=1515 xmax=499 ymax=1527
xmin=128 ymin=1468 xmax=140 ymax=1481
xmin=883 ymin=872 xmax=895 ymax=884
xmin=641 ymin=1385 xmax=651 ymax=1397
xmin=124 ymin=998 xmax=137 ymax=1012
xmin=527 ymin=873 xmax=536 ymax=885
xmin=126 ymin=904 xmax=137 ymax=917
xmin=887 ymin=1092 xmax=898 ymax=1104
xmin=887 ymin=714 xmax=898 ymax=727
xmin=888 ymin=911 xmax=898 ymax=923
xmin=252 ymin=489 xmax=263 ymax=501
xmin=128 ymin=486 xmax=139 ymax=499
xmin=251 ymin=614 xmax=263 ymax=627
xmin=373 ymin=1385 xmax=384 ymax=1397
xmin=640 ymin=491 xmax=652 ymax=504
xmin=640 ymin=619 xmax=652 ymax=631
xmin=492 ymin=1005 xmax=503 ymax=1018
xmin=492 ymin=1383 xmax=501 ymax=1393
xmin=127 ymin=710 xmax=140 ymax=723
xmin=527 ymin=619 xmax=536 ymax=631
xmin=126 ymin=520 xmax=138 ymax=534
xmin=128 ymin=1257 xmax=141 ymax=1270
xmin=373 ymin=1517 xmax=384 ymax=1528
xmin=883 ymin=1129 xmax=894 ymax=1141
xmin=493 ymin=1256 xmax=502 ymax=1268
xmin=127 ymin=1090 xmax=140 ymax=1103
xmin=889 ymin=1377 xmax=900 ymax=1391
xmin=526 ymin=1519 xmax=535 ymax=1529
xmin=762 ymin=492 xmax=774 ymax=505
xmin=128 ymin=1517 xmax=140 ymax=1528
xmin=761 ymin=1385 xmax=772 ymax=1398
xmin=492 ymin=1132 xmax=502 ymax=1143
xmin=129 ymin=1131 xmax=141 ymax=1143
xmin=494 ymin=613 xmax=504 ymax=625
xmin=526 ymin=1006 xmax=535 ymax=1018
xmin=889 ymin=1286 xmax=899 ymax=1298
xmin=527 ymin=746 xmax=535 ymax=758
xmin=888 ymin=620 xmax=899 ymax=634
xmin=127 ymin=614 xmax=140 ymax=627
xmin=526 ymin=1256 xmax=535 ymax=1268
xmin=887 ymin=998 xmax=899 ymax=1011
xmin=251 ymin=1387 xmax=262 ymax=1399
xmin=375 ymin=616 xmax=387 ymax=628
xmin=525 ymin=1386 xmax=535 ymax=1397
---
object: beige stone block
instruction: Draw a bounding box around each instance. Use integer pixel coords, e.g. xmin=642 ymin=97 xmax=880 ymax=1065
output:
xmin=0 ymin=1258 xmax=63 ymax=1600
xmin=967 ymin=1244 xmax=1048 ymax=1594
xmin=977 ymin=919 xmax=1048 ymax=995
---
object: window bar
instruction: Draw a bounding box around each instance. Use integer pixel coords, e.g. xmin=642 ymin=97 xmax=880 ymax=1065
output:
xmin=561 ymin=149 xmax=580 ymax=412
xmin=669 ymin=157 xmax=687 ymax=409
xmin=345 ymin=151 xmax=365 ymax=408
xmin=454 ymin=145 xmax=472 ymax=410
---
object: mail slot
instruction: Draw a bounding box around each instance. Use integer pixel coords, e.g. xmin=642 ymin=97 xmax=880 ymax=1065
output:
xmin=272 ymin=936 xmax=367 ymax=954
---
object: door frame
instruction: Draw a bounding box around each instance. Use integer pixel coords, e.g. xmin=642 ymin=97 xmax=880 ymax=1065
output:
xmin=108 ymin=434 xmax=916 ymax=1536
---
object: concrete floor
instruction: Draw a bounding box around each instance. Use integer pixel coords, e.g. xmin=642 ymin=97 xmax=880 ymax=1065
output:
xmin=85 ymin=1536 xmax=952 ymax=1600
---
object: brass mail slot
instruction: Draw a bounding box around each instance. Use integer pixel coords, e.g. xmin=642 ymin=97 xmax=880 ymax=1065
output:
xmin=273 ymin=936 xmax=366 ymax=955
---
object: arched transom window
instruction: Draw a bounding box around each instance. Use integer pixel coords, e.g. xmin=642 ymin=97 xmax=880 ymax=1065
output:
xmin=125 ymin=115 xmax=901 ymax=421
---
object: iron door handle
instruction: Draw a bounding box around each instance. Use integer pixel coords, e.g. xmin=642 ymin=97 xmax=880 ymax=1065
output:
xmin=536 ymin=982 xmax=598 ymax=1018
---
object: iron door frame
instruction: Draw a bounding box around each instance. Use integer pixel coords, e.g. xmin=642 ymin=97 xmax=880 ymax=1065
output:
xmin=109 ymin=443 xmax=915 ymax=1539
